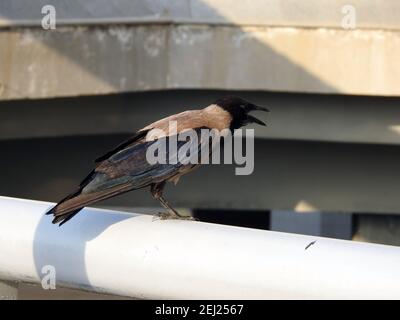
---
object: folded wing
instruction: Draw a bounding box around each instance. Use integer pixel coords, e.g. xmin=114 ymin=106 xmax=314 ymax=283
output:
xmin=46 ymin=127 xmax=211 ymax=225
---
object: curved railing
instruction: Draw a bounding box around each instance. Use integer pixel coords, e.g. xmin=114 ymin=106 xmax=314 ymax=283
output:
xmin=0 ymin=196 xmax=400 ymax=299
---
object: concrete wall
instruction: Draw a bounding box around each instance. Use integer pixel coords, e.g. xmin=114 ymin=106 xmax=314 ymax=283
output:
xmin=1 ymin=24 xmax=400 ymax=100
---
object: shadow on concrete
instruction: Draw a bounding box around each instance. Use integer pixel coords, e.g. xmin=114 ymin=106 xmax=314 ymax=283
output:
xmin=0 ymin=0 xmax=337 ymax=99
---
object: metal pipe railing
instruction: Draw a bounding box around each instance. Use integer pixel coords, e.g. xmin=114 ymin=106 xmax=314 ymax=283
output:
xmin=0 ymin=196 xmax=400 ymax=299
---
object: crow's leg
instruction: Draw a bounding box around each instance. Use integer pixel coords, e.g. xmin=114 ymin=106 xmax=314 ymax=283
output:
xmin=158 ymin=197 xmax=183 ymax=218
xmin=150 ymin=182 xmax=189 ymax=219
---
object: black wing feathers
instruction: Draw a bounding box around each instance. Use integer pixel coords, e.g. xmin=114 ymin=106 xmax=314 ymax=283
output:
xmin=94 ymin=129 xmax=150 ymax=163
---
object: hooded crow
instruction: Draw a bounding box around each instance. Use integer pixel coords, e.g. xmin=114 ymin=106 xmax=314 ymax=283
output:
xmin=45 ymin=96 xmax=269 ymax=225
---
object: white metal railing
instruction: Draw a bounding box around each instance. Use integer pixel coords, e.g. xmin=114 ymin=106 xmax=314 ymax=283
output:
xmin=0 ymin=196 xmax=400 ymax=299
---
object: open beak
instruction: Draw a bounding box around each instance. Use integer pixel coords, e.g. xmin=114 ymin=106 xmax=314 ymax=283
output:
xmin=245 ymin=104 xmax=269 ymax=126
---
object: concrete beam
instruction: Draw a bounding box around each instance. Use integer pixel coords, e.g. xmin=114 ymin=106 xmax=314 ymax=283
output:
xmin=1 ymin=90 xmax=400 ymax=146
xmin=1 ymin=24 xmax=400 ymax=100
xmin=1 ymin=1 xmax=400 ymax=30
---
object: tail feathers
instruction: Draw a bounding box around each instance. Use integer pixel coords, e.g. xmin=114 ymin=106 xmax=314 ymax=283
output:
xmin=45 ymin=192 xmax=84 ymax=226
xmin=46 ymin=182 xmax=133 ymax=226
xmin=45 ymin=188 xmax=82 ymax=225
xmin=51 ymin=208 xmax=83 ymax=226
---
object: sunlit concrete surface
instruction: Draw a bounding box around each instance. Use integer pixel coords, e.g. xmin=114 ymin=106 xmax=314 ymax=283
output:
xmin=1 ymin=0 xmax=400 ymax=29
xmin=1 ymin=25 xmax=400 ymax=100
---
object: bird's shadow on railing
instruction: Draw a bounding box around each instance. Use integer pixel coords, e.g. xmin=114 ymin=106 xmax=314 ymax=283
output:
xmin=32 ymin=205 xmax=134 ymax=290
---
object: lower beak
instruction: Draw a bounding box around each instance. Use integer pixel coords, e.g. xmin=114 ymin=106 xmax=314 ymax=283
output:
xmin=247 ymin=114 xmax=266 ymax=126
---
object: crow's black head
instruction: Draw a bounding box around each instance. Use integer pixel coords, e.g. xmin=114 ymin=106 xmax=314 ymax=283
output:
xmin=214 ymin=96 xmax=269 ymax=130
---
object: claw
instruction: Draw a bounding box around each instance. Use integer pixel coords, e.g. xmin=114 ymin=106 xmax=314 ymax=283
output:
xmin=153 ymin=211 xmax=197 ymax=221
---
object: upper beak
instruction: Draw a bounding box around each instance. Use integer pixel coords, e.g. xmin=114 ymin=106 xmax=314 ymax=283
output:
xmin=250 ymin=105 xmax=269 ymax=112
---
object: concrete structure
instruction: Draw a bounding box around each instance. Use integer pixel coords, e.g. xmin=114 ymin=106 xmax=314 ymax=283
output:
xmin=1 ymin=1 xmax=400 ymax=100
xmin=1 ymin=196 xmax=400 ymax=299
